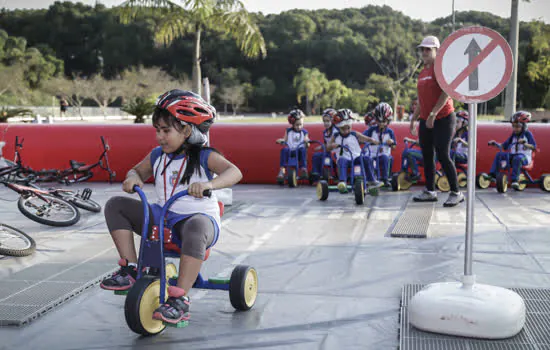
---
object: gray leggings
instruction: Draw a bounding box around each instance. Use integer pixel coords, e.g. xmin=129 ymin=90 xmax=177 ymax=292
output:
xmin=104 ymin=196 xmax=215 ymax=260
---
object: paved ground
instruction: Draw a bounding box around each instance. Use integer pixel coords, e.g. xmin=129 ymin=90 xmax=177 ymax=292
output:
xmin=0 ymin=183 xmax=549 ymax=350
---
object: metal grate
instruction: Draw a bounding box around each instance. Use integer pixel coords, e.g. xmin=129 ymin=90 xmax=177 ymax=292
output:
xmin=0 ymin=262 xmax=117 ymax=326
xmin=391 ymin=203 xmax=434 ymax=238
xmin=400 ymin=284 xmax=550 ymax=349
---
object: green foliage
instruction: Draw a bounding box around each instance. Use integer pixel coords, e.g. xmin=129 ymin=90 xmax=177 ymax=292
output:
xmin=0 ymin=107 xmax=34 ymax=122
xmin=0 ymin=3 xmax=547 ymax=112
xmin=121 ymin=96 xmax=155 ymax=123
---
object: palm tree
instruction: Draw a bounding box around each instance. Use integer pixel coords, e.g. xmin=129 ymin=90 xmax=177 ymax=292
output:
xmin=118 ymin=0 xmax=267 ymax=96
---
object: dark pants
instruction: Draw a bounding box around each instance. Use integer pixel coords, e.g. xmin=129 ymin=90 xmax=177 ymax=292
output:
xmin=419 ymin=113 xmax=459 ymax=193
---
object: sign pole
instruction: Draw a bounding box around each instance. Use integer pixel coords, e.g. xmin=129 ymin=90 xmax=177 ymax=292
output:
xmin=409 ymin=26 xmax=524 ymax=340
xmin=464 ymin=102 xmax=477 ymax=280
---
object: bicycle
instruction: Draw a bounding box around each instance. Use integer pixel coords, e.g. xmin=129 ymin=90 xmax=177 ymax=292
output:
xmin=0 ymin=223 xmax=36 ymax=257
xmin=12 ymin=136 xmax=115 ymax=185
xmin=0 ymin=165 xmax=80 ymax=227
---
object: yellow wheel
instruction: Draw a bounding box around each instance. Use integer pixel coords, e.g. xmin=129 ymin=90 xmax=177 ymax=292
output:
xmin=288 ymin=168 xmax=297 ymax=188
xmin=476 ymin=173 xmax=491 ymax=189
xmin=436 ymin=175 xmax=450 ymax=192
xmin=457 ymin=172 xmax=467 ymax=188
xmin=496 ymin=173 xmax=508 ymax=193
xmin=398 ymin=172 xmax=412 ymax=190
xmin=229 ymin=265 xmax=258 ymax=311
xmin=317 ymin=181 xmax=329 ymax=201
xmin=124 ymin=276 xmax=167 ymax=336
xmin=516 ymin=174 xmax=528 ymax=191
xmin=166 ymin=263 xmax=178 ymax=279
xmin=540 ymin=175 xmax=550 ymax=192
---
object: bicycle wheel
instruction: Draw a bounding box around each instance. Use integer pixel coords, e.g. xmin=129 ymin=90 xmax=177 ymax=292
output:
xmin=67 ymin=196 xmax=101 ymax=213
xmin=0 ymin=223 xmax=36 ymax=257
xmin=18 ymin=193 xmax=80 ymax=227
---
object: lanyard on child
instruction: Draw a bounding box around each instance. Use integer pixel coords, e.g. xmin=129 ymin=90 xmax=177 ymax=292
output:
xmin=163 ymin=153 xmax=187 ymax=203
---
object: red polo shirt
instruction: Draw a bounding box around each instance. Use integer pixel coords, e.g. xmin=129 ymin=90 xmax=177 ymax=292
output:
xmin=417 ymin=64 xmax=454 ymax=120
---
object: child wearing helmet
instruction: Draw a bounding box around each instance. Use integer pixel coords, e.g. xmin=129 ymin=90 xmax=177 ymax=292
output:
xmin=100 ymin=90 xmax=243 ymax=324
xmin=276 ymin=108 xmax=310 ymax=181
xmin=364 ymin=111 xmax=377 ymax=128
xmin=363 ymin=102 xmax=397 ymax=187
xmin=487 ymin=111 xmax=537 ymax=190
xmin=451 ymin=110 xmax=469 ymax=165
xmin=327 ymin=108 xmax=379 ymax=193
xmin=311 ymin=108 xmax=338 ymax=181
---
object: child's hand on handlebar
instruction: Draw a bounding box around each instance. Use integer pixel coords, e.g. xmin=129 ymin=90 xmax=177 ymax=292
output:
xmin=189 ymin=181 xmax=213 ymax=198
xmin=275 ymin=139 xmax=284 ymax=144
xmin=386 ymin=139 xmax=394 ymax=146
xmin=123 ymin=172 xmax=143 ymax=194
xmin=488 ymin=140 xmax=497 ymax=146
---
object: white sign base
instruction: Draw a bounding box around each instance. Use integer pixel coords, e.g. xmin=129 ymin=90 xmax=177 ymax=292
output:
xmin=409 ymin=275 xmax=526 ymax=339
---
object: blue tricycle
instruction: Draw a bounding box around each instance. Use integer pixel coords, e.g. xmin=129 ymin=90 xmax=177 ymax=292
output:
xmin=477 ymin=142 xmax=550 ymax=193
xmin=316 ymin=144 xmax=379 ymax=204
xmin=277 ymin=141 xmax=314 ymax=187
xmin=115 ymin=186 xmax=258 ymax=336
xmin=309 ymin=140 xmax=337 ymax=183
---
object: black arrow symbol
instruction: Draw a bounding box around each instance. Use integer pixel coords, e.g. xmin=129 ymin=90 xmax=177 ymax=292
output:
xmin=464 ymin=38 xmax=481 ymax=91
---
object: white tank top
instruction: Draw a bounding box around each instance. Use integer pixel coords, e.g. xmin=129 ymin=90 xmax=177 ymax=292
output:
xmin=333 ymin=131 xmax=362 ymax=160
xmin=150 ymin=147 xmax=221 ymax=229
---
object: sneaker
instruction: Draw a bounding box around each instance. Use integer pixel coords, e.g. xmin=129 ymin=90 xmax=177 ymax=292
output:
xmin=413 ymin=190 xmax=438 ymax=202
xmin=300 ymin=167 xmax=308 ymax=178
xmin=383 ymin=180 xmax=391 ymax=187
xmin=443 ymin=191 xmax=465 ymax=207
xmin=337 ymin=181 xmax=348 ymax=193
xmin=100 ymin=259 xmax=137 ymax=291
xmin=153 ymin=286 xmax=190 ymax=324
xmin=277 ymin=169 xmax=285 ymax=181
xmin=368 ymin=181 xmax=383 ymax=188
xmin=511 ymin=182 xmax=519 ymax=190
xmin=410 ymin=174 xmax=421 ymax=182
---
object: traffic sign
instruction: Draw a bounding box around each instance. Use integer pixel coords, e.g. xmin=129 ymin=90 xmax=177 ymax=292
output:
xmin=435 ymin=26 xmax=513 ymax=103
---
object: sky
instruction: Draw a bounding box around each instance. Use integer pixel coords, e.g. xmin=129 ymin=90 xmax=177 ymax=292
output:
xmin=2 ymin=0 xmax=549 ymax=23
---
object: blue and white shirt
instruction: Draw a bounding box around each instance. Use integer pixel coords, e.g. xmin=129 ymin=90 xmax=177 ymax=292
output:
xmin=286 ymin=128 xmax=308 ymax=150
xmin=455 ymin=130 xmax=468 ymax=155
xmin=333 ymin=131 xmax=362 ymax=160
xmin=502 ymin=130 xmax=537 ymax=164
xmin=150 ymin=147 xmax=220 ymax=229
xmin=363 ymin=126 xmax=396 ymax=157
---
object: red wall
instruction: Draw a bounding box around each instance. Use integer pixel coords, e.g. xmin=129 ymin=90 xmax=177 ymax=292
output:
xmin=0 ymin=122 xmax=549 ymax=184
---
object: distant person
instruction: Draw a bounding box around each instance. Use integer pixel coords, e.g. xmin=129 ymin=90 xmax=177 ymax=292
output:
xmin=409 ymin=35 xmax=463 ymax=207
xmin=311 ymin=108 xmax=338 ymax=181
xmin=60 ymin=98 xmax=69 ymax=118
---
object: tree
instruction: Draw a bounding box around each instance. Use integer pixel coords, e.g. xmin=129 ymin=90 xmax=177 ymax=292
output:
xmin=365 ymin=19 xmax=422 ymax=113
xmin=293 ymin=67 xmax=328 ymax=115
xmin=118 ymin=0 xmax=266 ymax=96
xmin=219 ymin=85 xmax=245 ymax=116
xmin=88 ymin=75 xmax=123 ymax=117
xmin=42 ymin=75 xmax=90 ymax=119
xmin=254 ymin=76 xmax=275 ymax=112
xmin=320 ymin=79 xmax=350 ymax=110
xmin=524 ymin=21 xmax=550 ymax=108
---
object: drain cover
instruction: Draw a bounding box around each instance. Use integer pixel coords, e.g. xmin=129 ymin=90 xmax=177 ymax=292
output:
xmin=400 ymin=284 xmax=550 ymax=349
xmin=391 ymin=203 xmax=434 ymax=238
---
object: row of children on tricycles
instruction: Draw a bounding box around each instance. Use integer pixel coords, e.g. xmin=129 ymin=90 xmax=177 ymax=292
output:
xmin=275 ymin=104 xmax=550 ymax=204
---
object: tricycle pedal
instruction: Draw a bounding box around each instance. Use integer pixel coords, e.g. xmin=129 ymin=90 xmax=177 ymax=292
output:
xmin=81 ymin=188 xmax=93 ymax=200
xmin=114 ymin=290 xmax=128 ymax=296
xmin=164 ymin=320 xmax=189 ymax=328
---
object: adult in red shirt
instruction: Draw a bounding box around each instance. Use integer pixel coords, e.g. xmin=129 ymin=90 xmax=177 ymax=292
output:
xmin=409 ymin=36 xmax=464 ymax=207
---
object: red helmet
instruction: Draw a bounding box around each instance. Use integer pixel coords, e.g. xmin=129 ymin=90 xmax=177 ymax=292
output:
xmin=456 ymin=110 xmax=469 ymax=126
xmin=364 ymin=112 xmax=376 ymax=126
xmin=373 ymin=102 xmax=393 ymax=123
xmin=510 ymin=111 xmax=531 ymax=124
xmin=156 ymin=90 xmax=215 ymax=133
xmin=288 ymin=109 xmax=305 ymax=125
xmin=333 ymin=109 xmax=354 ymax=127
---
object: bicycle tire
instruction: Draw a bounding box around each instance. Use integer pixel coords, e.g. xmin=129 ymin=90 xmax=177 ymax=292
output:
xmin=17 ymin=194 xmax=80 ymax=227
xmin=0 ymin=223 xmax=36 ymax=257
xmin=67 ymin=196 xmax=101 ymax=213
